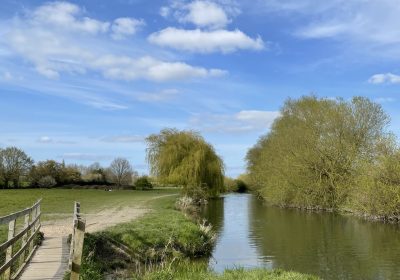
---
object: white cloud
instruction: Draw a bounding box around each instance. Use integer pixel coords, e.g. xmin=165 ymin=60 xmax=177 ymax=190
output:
xmin=261 ymin=0 xmax=400 ymax=47
xmin=0 ymin=2 xmax=225 ymax=82
xmin=148 ymin=27 xmax=264 ymax=53
xmin=32 ymin=1 xmax=110 ymax=34
xmin=111 ymin=17 xmax=145 ymax=40
xmin=190 ymin=110 xmax=280 ymax=133
xmin=180 ymin=1 xmax=230 ymax=29
xmin=93 ymin=55 xmax=226 ymax=81
xmin=161 ymin=0 xmax=240 ymax=29
xmin=137 ymin=88 xmax=180 ymax=102
xmin=368 ymin=73 xmax=400 ymax=85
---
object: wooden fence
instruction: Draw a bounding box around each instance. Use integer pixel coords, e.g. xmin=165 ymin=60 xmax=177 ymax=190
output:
xmin=0 ymin=199 xmax=42 ymax=280
xmin=68 ymin=202 xmax=86 ymax=280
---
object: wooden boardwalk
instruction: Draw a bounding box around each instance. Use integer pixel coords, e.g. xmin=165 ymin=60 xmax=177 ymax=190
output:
xmin=19 ymin=236 xmax=69 ymax=280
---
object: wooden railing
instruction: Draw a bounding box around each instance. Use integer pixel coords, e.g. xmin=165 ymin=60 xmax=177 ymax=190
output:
xmin=68 ymin=202 xmax=86 ymax=280
xmin=0 ymin=199 xmax=42 ymax=280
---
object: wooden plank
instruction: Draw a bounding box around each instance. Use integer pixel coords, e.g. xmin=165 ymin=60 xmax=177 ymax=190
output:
xmin=0 ymin=225 xmax=41 ymax=275
xmin=0 ymin=214 xmax=40 ymax=252
xmin=19 ymin=236 xmax=69 ymax=280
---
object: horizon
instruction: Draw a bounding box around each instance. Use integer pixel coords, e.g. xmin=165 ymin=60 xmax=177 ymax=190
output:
xmin=1 ymin=0 xmax=400 ymax=177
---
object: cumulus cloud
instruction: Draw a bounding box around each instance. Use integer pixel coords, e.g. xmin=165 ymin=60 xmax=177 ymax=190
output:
xmin=179 ymin=1 xmax=230 ymax=29
xmin=154 ymin=1 xmax=262 ymax=54
xmin=368 ymin=73 xmax=400 ymax=84
xmin=149 ymin=27 xmax=264 ymax=53
xmin=111 ymin=17 xmax=145 ymax=40
xmin=190 ymin=110 xmax=280 ymax=133
xmin=92 ymin=55 xmax=226 ymax=81
xmin=0 ymin=1 xmax=225 ymax=82
xmin=161 ymin=0 xmax=240 ymax=29
xmin=31 ymin=1 xmax=110 ymax=34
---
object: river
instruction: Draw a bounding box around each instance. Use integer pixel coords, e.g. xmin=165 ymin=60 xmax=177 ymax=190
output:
xmin=201 ymin=193 xmax=400 ymax=280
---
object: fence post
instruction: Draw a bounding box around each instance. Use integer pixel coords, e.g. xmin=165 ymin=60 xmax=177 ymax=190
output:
xmin=4 ymin=219 xmax=16 ymax=280
xmin=69 ymin=201 xmax=85 ymax=280
xmin=28 ymin=207 xmax=36 ymax=254
xmin=68 ymin=202 xmax=78 ymax=270
xmin=70 ymin=219 xmax=85 ymax=280
xmin=19 ymin=213 xmax=30 ymax=267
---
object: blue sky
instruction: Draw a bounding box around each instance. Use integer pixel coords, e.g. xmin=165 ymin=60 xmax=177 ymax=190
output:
xmin=1 ymin=0 xmax=400 ymax=177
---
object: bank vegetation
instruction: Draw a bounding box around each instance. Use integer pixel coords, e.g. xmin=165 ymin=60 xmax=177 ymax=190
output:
xmin=247 ymin=96 xmax=400 ymax=221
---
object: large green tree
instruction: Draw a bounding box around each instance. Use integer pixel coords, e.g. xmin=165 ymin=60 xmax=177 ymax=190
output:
xmin=146 ymin=129 xmax=224 ymax=196
xmin=0 ymin=147 xmax=33 ymax=188
xmin=246 ymin=96 xmax=390 ymax=209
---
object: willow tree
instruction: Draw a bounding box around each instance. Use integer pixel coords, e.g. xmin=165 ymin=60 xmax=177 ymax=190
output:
xmin=146 ymin=129 xmax=224 ymax=197
xmin=246 ymin=96 xmax=390 ymax=210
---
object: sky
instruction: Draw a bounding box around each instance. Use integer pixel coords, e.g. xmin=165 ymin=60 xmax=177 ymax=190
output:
xmin=1 ymin=0 xmax=400 ymax=177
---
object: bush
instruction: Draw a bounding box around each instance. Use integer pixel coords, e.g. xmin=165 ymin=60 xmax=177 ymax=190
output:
xmin=37 ymin=176 xmax=57 ymax=188
xmin=135 ymin=176 xmax=153 ymax=190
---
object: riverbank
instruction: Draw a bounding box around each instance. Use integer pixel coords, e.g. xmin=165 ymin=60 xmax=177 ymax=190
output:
xmin=76 ymin=194 xmax=319 ymax=279
xmin=139 ymin=263 xmax=318 ymax=280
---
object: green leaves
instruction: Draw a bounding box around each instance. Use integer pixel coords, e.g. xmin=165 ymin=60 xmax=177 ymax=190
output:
xmin=247 ymin=96 xmax=392 ymax=211
xmin=146 ymin=129 xmax=224 ymax=197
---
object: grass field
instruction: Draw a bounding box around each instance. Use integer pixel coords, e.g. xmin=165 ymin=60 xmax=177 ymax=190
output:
xmin=0 ymin=188 xmax=179 ymax=217
xmin=0 ymin=188 xmax=179 ymax=245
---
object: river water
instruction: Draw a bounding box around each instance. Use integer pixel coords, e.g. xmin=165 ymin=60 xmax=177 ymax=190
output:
xmin=201 ymin=193 xmax=400 ymax=280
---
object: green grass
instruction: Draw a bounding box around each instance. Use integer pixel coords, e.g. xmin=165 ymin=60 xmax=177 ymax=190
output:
xmin=0 ymin=188 xmax=179 ymax=255
xmin=0 ymin=188 xmax=178 ymax=218
xmin=139 ymin=264 xmax=319 ymax=280
xmin=79 ymin=195 xmax=215 ymax=279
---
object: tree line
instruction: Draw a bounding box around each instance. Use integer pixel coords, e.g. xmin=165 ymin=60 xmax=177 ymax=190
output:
xmin=246 ymin=96 xmax=400 ymax=220
xmin=0 ymin=129 xmax=226 ymax=195
xmin=0 ymin=147 xmax=150 ymax=189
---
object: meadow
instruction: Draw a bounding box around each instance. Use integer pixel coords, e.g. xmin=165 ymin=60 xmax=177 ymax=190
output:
xmin=0 ymin=188 xmax=179 ymax=244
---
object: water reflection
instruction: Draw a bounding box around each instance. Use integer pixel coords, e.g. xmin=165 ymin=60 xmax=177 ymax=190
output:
xmin=202 ymin=193 xmax=400 ymax=280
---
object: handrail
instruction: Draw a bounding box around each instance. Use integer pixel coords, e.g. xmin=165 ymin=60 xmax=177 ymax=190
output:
xmin=0 ymin=199 xmax=42 ymax=280
xmin=0 ymin=199 xmax=42 ymax=225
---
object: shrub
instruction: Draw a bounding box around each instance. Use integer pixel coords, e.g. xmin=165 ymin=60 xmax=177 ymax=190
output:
xmin=135 ymin=176 xmax=153 ymax=190
xmin=37 ymin=176 xmax=57 ymax=188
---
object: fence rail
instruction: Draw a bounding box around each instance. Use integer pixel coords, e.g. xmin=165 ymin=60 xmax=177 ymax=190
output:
xmin=0 ymin=199 xmax=42 ymax=280
xmin=68 ymin=202 xmax=86 ymax=280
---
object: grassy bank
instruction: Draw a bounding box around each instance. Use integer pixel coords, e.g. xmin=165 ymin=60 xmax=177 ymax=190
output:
xmin=138 ymin=263 xmax=319 ymax=280
xmin=77 ymin=195 xmax=318 ymax=280
xmin=76 ymin=195 xmax=214 ymax=279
